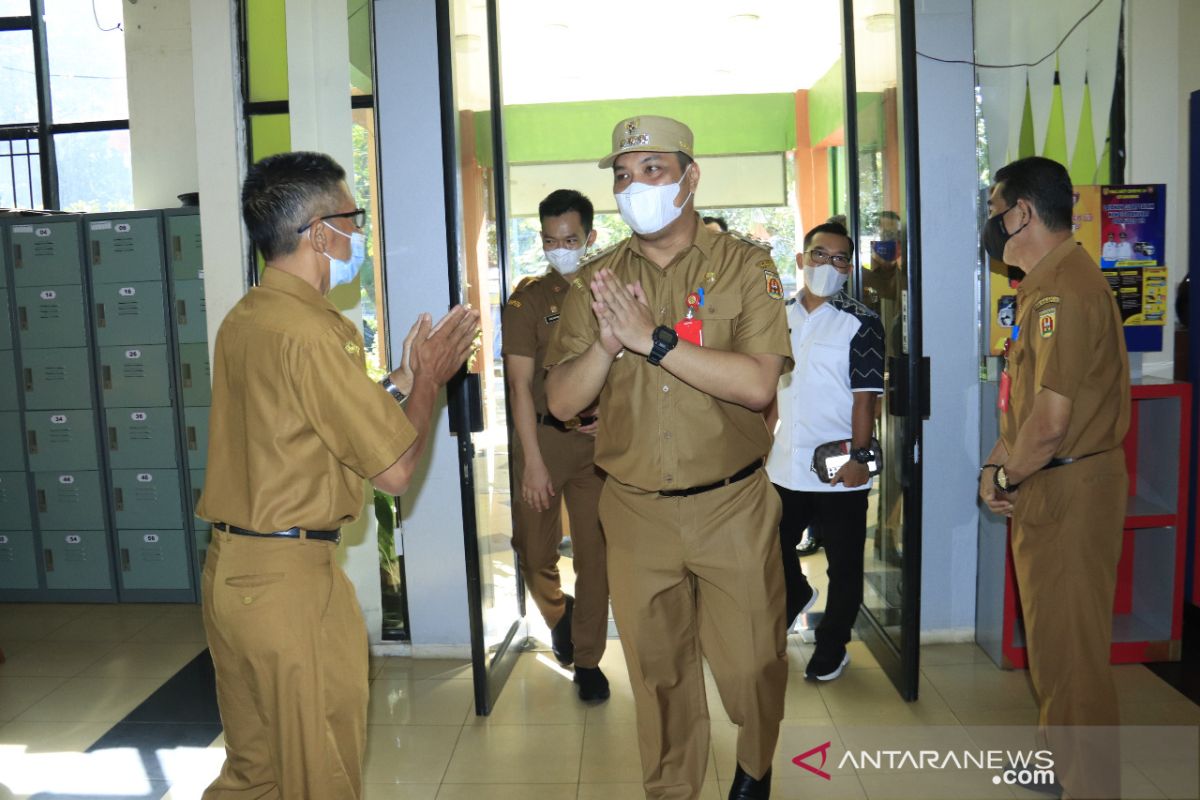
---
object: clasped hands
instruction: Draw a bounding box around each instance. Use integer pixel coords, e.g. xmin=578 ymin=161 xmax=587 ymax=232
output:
xmin=590 ymin=269 xmax=657 ymax=357
xmin=390 ymin=305 xmax=482 ymax=394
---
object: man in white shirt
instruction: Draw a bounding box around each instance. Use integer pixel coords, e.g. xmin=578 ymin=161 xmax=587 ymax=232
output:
xmin=765 ymin=222 xmax=885 ymax=681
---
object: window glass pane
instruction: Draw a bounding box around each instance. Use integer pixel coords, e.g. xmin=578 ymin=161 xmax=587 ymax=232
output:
xmin=249 ymin=114 xmax=291 ymax=161
xmin=0 ymin=30 xmax=38 ymax=125
xmin=0 ymin=1 xmax=30 ymax=17
xmin=0 ymin=137 xmax=44 ymax=208
xmin=54 ymin=129 xmax=132 ymax=211
xmin=246 ymin=0 xmax=288 ymax=103
xmin=44 ymin=0 xmax=128 ymax=124
xmin=348 ymin=0 xmax=371 ymax=94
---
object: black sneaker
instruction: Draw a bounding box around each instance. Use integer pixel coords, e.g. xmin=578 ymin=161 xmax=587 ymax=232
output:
xmin=796 ymin=532 xmax=822 ymax=557
xmin=805 ymin=646 xmax=849 ymax=681
xmin=551 ymin=595 xmax=574 ymax=666
xmin=573 ymin=665 xmax=610 ymax=702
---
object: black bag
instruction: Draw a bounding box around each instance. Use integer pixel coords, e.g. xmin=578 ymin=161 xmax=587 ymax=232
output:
xmin=810 ymin=437 xmax=882 ymax=484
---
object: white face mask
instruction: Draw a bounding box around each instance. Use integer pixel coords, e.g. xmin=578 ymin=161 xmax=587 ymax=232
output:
xmin=803 ymin=263 xmax=848 ymax=297
xmin=615 ymin=164 xmax=692 ymax=235
xmin=545 ymin=246 xmax=585 ymax=275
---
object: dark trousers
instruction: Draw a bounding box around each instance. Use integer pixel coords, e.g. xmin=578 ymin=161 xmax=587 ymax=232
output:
xmin=774 ymin=484 xmax=869 ymax=647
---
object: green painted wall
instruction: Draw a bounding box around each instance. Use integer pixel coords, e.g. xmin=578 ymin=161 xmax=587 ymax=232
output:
xmin=251 ymin=114 xmax=291 ymax=161
xmin=348 ymin=0 xmax=372 ymax=94
xmin=809 ymin=61 xmax=845 ymax=144
xmin=494 ymin=94 xmax=797 ymax=166
xmin=247 ymin=0 xmax=288 ymax=103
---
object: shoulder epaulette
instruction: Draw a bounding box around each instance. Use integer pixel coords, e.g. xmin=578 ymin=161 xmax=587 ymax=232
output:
xmin=725 ymin=229 xmax=773 ymax=252
xmin=577 ymin=242 xmax=621 ymax=270
xmin=513 ymin=274 xmax=540 ymax=293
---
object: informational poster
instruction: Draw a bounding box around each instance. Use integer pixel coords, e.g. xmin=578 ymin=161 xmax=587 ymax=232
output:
xmin=988 ymin=266 xmax=1018 ymax=356
xmin=1099 ymin=184 xmax=1166 ymax=268
xmin=1072 ymin=185 xmax=1102 ymax=264
xmin=1102 ymin=265 xmax=1169 ymax=325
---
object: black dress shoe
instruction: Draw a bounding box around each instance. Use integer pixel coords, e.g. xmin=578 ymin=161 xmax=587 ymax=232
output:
xmin=551 ymin=595 xmax=574 ymax=666
xmin=573 ymin=665 xmax=610 ymax=702
xmin=728 ymin=763 xmax=771 ymax=799
xmin=796 ymin=533 xmax=822 ymax=557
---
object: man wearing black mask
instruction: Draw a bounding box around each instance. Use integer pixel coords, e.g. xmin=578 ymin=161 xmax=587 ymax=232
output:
xmin=978 ymin=156 xmax=1129 ymax=800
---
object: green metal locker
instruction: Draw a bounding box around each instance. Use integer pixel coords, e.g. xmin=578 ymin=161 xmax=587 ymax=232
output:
xmin=9 ymin=219 xmax=83 ymax=287
xmin=0 ymin=299 xmax=12 ymax=351
xmin=173 ymin=279 xmax=207 ymax=344
xmin=0 ymin=471 xmax=32 ymax=531
xmin=111 ymin=468 xmax=184 ymax=529
xmin=93 ymin=281 xmax=168 ymax=347
xmin=24 ymin=409 xmax=100 ymax=471
xmin=165 ymin=213 xmax=203 ymax=281
xmin=99 ymin=344 xmax=171 ymax=407
xmin=178 ymin=343 xmax=211 ymax=406
xmin=20 ymin=347 xmax=94 ymax=410
xmin=117 ymin=529 xmax=190 ymax=590
xmin=183 ymin=405 xmax=209 ymax=468
xmin=106 ymin=406 xmax=179 ymax=469
xmin=33 ymin=470 xmax=107 ymax=530
xmin=0 ymin=531 xmax=40 ymax=590
xmin=86 ymin=215 xmax=164 ymax=284
xmin=0 ymin=412 xmax=24 ymax=471
xmin=0 ymin=349 xmax=17 ymax=411
xmin=14 ymin=284 xmax=88 ymax=349
xmin=42 ymin=530 xmax=112 ymax=591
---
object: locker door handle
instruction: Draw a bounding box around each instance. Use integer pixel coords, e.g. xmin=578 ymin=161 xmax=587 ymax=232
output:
xmin=181 ymin=363 xmax=192 ymax=388
xmin=187 ymin=426 xmax=197 ymax=450
xmin=108 ymin=427 xmax=119 ymax=451
xmin=17 ymin=306 xmax=28 ymax=330
xmin=13 ymin=243 xmax=22 ymax=269
xmin=102 ymin=365 xmax=112 ymax=389
xmin=172 ymin=235 xmax=182 ymax=261
xmin=114 ymin=487 xmax=124 ymax=511
xmin=24 ymin=368 xmax=33 ymax=392
xmin=43 ymin=548 xmax=54 ymax=571
xmin=121 ymin=548 xmax=131 ymax=571
xmin=36 ymin=489 xmax=47 ymax=512
xmin=27 ymin=431 xmax=37 ymax=454
xmin=92 ymin=240 xmax=102 ymax=265
xmin=96 ymin=303 xmax=106 ymax=328
xmin=177 ymin=299 xmax=187 ymax=325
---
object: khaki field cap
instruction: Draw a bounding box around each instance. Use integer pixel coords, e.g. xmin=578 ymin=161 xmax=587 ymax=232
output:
xmin=598 ymin=115 xmax=695 ymax=169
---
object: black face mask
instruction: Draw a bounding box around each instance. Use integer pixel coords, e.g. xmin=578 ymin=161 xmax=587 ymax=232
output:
xmin=981 ymin=204 xmax=1028 ymax=264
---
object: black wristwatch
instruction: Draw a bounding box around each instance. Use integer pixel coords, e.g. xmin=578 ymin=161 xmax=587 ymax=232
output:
xmin=851 ymin=446 xmax=875 ymax=465
xmin=380 ymin=375 xmax=407 ymax=404
xmin=993 ymin=464 xmax=1018 ymax=493
xmin=647 ymin=325 xmax=679 ymax=366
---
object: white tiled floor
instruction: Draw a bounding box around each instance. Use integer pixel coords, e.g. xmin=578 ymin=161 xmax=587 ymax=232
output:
xmin=1 ymin=601 xmax=1198 ymax=800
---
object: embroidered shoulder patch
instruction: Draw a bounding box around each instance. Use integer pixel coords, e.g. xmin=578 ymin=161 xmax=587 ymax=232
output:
xmin=755 ymin=257 xmax=775 ymax=271
xmin=1039 ymin=309 xmax=1056 ymax=338
xmin=765 ymin=270 xmax=784 ymax=300
xmin=1034 ymin=295 xmax=1061 ymax=310
xmin=344 ymin=341 xmax=361 ymax=355
xmin=507 ymin=298 xmax=522 ymax=308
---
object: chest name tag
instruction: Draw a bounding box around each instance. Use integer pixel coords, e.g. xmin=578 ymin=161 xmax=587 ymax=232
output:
xmin=544 ymin=313 xmax=560 ymax=324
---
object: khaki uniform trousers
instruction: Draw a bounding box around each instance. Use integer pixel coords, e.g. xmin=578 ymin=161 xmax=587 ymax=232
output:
xmin=201 ymin=528 xmax=369 ymax=800
xmin=1011 ymin=448 xmax=1127 ymax=800
xmin=601 ymin=469 xmax=788 ymax=800
xmin=511 ymin=424 xmax=608 ymax=668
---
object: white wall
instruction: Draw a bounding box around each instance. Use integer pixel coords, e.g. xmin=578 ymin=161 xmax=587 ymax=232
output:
xmin=1125 ymin=0 xmax=1200 ymax=377
xmin=125 ymin=0 xmax=200 ymax=209
xmin=915 ymin=0 xmax=981 ymax=640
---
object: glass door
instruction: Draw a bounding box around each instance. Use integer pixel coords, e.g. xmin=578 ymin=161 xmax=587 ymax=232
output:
xmin=843 ymin=0 xmax=925 ymax=700
xmin=438 ymin=0 xmax=525 ymax=715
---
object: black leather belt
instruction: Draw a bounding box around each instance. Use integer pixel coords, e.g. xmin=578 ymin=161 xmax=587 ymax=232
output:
xmin=537 ymin=413 xmax=596 ymax=432
xmin=1045 ymin=450 xmax=1109 ymax=470
xmin=659 ymin=460 xmax=763 ymax=498
xmin=213 ymin=521 xmax=341 ymax=544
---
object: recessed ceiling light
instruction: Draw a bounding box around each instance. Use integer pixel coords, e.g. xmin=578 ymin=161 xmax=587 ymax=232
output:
xmin=728 ymin=13 xmax=760 ymax=24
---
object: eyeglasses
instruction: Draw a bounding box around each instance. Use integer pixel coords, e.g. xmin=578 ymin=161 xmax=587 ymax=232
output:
xmin=807 ymin=247 xmax=852 ymax=269
xmin=297 ymin=208 xmax=367 ymax=234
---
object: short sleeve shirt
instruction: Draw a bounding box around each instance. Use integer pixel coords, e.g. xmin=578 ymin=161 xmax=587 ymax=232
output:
xmin=544 ymin=219 xmax=794 ymax=492
xmin=500 ymin=269 xmax=569 ymax=417
xmin=766 ymin=291 xmax=885 ymax=492
xmin=196 ymin=268 xmax=417 ymax=531
xmin=1001 ymin=238 xmax=1130 ymax=457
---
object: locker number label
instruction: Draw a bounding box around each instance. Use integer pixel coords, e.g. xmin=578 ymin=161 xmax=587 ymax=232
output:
xmin=125 ymin=349 xmax=141 ymax=359
xmin=58 ymin=475 xmax=75 ymax=485
xmin=115 ymin=223 xmax=132 ymax=233
xmin=131 ymin=411 xmax=147 ymax=422
xmin=65 ymin=534 xmax=82 ymax=544
xmin=143 ymin=534 xmax=159 ymax=543
xmin=118 ymin=287 xmax=136 ymax=297
xmin=40 ymin=290 xmax=57 ymax=300
xmin=50 ymin=414 xmax=68 ymax=424
xmin=35 ymin=227 xmax=51 ymax=237
xmin=90 ymin=221 xmax=112 ymax=231
xmin=136 ymin=473 xmax=153 ymax=483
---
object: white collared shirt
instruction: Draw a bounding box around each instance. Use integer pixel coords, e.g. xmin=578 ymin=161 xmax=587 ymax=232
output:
xmin=766 ymin=290 xmax=885 ymax=492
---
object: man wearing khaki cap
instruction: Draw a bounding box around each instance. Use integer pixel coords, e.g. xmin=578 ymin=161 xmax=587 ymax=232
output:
xmin=545 ymin=115 xmax=793 ymax=800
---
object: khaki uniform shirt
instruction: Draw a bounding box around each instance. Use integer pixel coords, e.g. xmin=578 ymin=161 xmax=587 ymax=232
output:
xmin=196 ymin=268 xmax=417 ymax=531
xmin=501 ymin=269 xmax=570 ymax=418
xmin=1001 ymin=238 xmax=1130 ymax=456
xmin=545 ymin=219 xmax=793 ymax=492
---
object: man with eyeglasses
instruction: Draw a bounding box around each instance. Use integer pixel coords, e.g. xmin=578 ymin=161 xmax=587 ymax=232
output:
xmin=765 ymin=221 xmax=884 ymax=681
xmin=197 ymin=151 xmax=480 ymax=799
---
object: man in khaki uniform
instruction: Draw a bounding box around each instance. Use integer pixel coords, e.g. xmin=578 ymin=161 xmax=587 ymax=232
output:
xmin=503 ymin=188 xmax=609 ymax=701
xmin=197 ymin=151 xmax=479 ymax=799
xmin=978 ymin=156 xmax=1130 ymax=800
xmin=545 ymin=116 xmax=793 ymax=800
